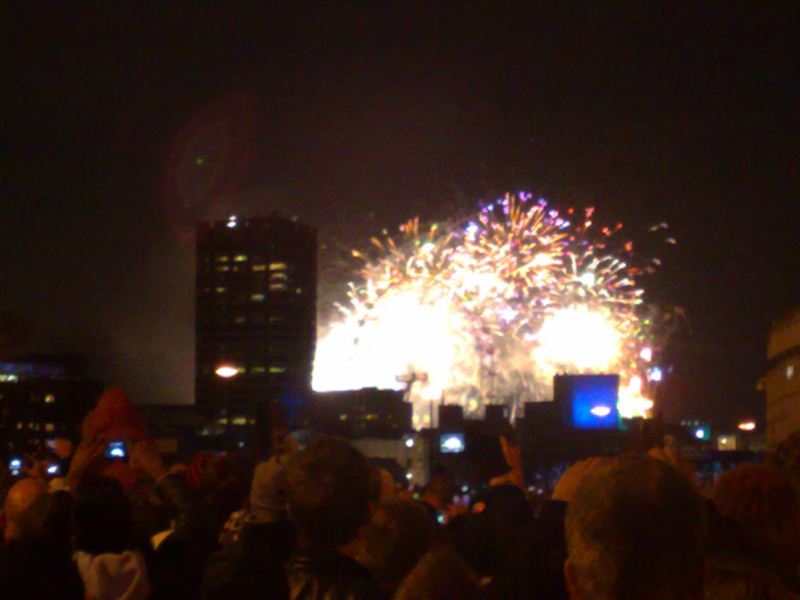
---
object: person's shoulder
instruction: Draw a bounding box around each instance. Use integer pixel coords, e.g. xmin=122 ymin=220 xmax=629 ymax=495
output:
xmin=288 ymin=549 xmax=381 ymax=600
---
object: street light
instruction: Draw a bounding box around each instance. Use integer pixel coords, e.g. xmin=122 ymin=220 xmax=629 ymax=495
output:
xmin=738 ymin=420 xmax=756 ymax=432
xmin=215 ymin=365 xmax=239 ymax=378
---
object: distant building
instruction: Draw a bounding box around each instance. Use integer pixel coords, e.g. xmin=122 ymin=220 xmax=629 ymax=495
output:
xmin=0 ymin=356 xmax=101 ymax=456
xmin=309 ymin=388 xmax=412 ymax=439
xmin=195 ymin=214 xmax=317 ymax=453
xmin=762 ymin=307 xmax=800 ymax=448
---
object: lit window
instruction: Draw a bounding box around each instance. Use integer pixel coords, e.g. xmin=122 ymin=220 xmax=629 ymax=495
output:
xmin=234 ymin=316 xmax=246 ymax=324
xmin=217 ymin=418 xmax=229 ymax=425
xmin=16 ymin=422 xmax=22 ymax=430
xmin=215 ymin=286 xmax=227 ymax=294
xmin=295 ymin=288 xmax=303 ymax=295
xmin=234 ymin=255 xmax=248 ymax=262
xmin=339 ymin=414 xmax=348 ymax=421
xmin=269 ymin=262 xmax=287 ymax=271
xmin=270 ymin=272 xmax=288 ymax=281
xmin=216 ymin=256 xmax=229 ymax=262
xmin=216 ymin=265 xmax=229 ymax=272
xmin=251 ymin=366 xmax=266 ymax=374
xmin=788 ymin=364 xmax=796 ymax=380
xmin=251 ymin=293 xmax=266 ymax=302
xmin=231 ymin=416 xmax=248 ymax=426
xmin=269 ymin=366 xmax=286 ymax=374
xmin=44 ymin=394 xmax=56 ymax=404
xmin=45 ymin=423 xmax=54 ymax=432
xmin=0 ymin=374 xmax=19 ymax=383
xmin=252 ymin=264 xmax=267 ymax=272
xmin=269 ymin=283 xmax=287 ymax=291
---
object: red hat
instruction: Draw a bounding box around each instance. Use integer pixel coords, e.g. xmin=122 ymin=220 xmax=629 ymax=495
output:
xmin=82 ymin=388 xmax=146 ymax=442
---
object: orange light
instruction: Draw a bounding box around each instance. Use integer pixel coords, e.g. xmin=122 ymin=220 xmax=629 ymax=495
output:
xmin=737 ymin=420 xmax=756 ymax=432
xmin=215 ymin=365 xmax=239 ymax=378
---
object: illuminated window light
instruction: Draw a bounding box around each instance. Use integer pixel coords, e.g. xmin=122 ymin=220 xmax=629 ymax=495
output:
xmin=0 ymin=374 xmax=19 ymax=383
xmin=45 ymin=423 xmax=54 ymax=432
xmin=738 ymin=421 xmax=756 ymax=432
xmin=252 ymin=264 xmax=267 ymax=272
xmin=269 ymin=283 xmax=287 ymax=291
xmin=44 ymin=394 xmax=55 ymax=404
xmin=251 ymin=366 xmax=266 ymax=374
xmin=269 ymin=366 xmax=286 ymax=374
xmin=234 ymin=255 xmax=248 ymax=262
xmin=216 ymin=265 xmax=229 ymax=272
xmin=269 ymin=262 xmax=287 ymax=271
xmin=215 ymin=286 xmax=227 ymax=294
xmin=270 ymin=272 xmax=288 ymax=281
xmin=788 ymin=364 xmax=795 ymax=380
xmin=250 ymin=293 xmax=266 ymax=302
xmin=231 ymin=417 xmax=248 ymax=426
xmin=216 ymin=256 xmax=229 ymax=262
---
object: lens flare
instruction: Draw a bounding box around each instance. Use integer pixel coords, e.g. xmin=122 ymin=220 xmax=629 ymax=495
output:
xmin=314 ymin=192 xmax=667 ymax=427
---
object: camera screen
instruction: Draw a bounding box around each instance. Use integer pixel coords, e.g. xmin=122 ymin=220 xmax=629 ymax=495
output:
xmin=439 ymin=433 xmax=465 ymax=454
xmin=105 ymin=441 xmax=127 ymax=459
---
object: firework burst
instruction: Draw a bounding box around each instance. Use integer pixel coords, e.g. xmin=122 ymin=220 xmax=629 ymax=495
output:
xmin=313 ymin=192 xmax=666 ymax=428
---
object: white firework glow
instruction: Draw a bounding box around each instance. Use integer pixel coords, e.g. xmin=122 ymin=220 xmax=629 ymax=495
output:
xmin=313 ymin=193 xmax=665 ymax=428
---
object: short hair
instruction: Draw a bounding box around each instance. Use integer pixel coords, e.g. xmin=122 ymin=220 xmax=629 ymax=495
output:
xmin=713 ymin=463 xmax=800 ymax=564
xmin=565 ymin=456 xmax=705 ymax=600
xmin=285 ymin=435 xmax=372 ymax=548
xmin=394 ymin=547 xmax=482 ymax=600
xmin=359 ymin=501 xmax=435 ymax=587
xmin=74 ymin=476 xmax=133 ymax=555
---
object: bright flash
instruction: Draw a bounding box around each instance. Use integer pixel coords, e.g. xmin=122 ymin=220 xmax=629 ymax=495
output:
xmin=215 ymin=365 xmax=239 ymax=378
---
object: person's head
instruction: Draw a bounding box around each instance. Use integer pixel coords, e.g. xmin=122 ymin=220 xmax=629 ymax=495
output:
xmin=423 ymin=465 xmax=454 ymax=511
xmin=713 ymin=463 xmax=800 ymax=566
xmin=250 ymin=456 xmax=289 ymax=523
xmin=198 ymin=454 xmax=254 ymax=515
xmin=74 ymin=476 xmax=133 ymax=554
xmin=565 ymin=456 xmax=705 ymax=600
xmin=23 ymin=490 xmax=74 ymax=547
xmin=0 ymin=535 xmax=84 ymax=599
xmin=285 ymin=435 xmax=372 ymax=549
xmin=394 ymin=547 xmax=483 ymax=600
xmin=358 ymin=500 xmax=435 ymax=590
xmin=2 ymin=477 xmax=47 ymax=542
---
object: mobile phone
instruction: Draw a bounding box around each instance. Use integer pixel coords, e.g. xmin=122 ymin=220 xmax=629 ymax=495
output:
xmin=105 ymin=440 xmax=128 ymax=460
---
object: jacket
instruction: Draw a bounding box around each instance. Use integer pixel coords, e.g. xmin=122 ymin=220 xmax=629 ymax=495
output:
xmin=287 ymin=547 xmax=383 ymax=600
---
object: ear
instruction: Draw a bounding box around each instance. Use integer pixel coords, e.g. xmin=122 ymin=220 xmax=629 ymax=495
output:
xmin=564 ymin=559 xmax=582 ymax=600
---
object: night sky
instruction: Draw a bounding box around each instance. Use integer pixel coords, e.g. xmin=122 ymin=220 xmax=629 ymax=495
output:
xmin=5 ymin=4 xmax=798 ymax=429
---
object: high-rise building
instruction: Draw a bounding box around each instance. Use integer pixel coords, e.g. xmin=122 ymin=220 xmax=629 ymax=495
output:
xmin=761 ymin=307 xmax=800 ymax=448
xmin=0 ymin=355 xmax=102 ymax=457
xmin=195 ymin=214 xmax=317 ymax=452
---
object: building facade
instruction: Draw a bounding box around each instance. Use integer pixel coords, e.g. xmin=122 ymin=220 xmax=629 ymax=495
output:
xmin=763 ymin=307 xmax=800 ymax=448
xmin=195 ymin=214 xmax=317 ymax=452
xmin=0 ymin=356 xmax=101 ymax=457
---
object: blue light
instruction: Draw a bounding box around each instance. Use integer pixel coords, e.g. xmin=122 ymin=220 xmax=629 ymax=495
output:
xmin=561 ymin=375 xmax=620 ymax=430
xmin=649 ymin=366 xmax=663 ymax=382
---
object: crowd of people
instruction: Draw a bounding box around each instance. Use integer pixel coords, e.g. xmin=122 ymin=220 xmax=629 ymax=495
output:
xmin=2 ymin=387 xmax=800 ymax=599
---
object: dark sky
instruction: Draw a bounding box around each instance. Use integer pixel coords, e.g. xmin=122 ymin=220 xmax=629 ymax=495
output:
xmin=5 ymin=3 xmax=798 ymax=429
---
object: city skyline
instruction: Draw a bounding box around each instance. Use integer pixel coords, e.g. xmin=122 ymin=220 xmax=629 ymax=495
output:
xmin=4 ymin=4 xmax=798 ymax=430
